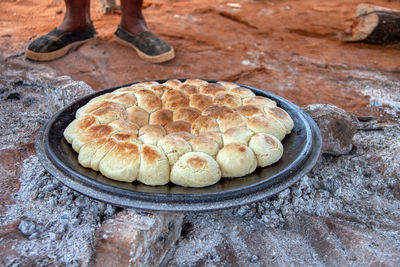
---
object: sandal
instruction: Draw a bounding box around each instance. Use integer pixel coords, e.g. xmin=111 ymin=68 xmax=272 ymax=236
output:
xmin=25 ymin=22 xmax=97 ymax=61
xmin=114 ymin=26 xmax=175 ymax=63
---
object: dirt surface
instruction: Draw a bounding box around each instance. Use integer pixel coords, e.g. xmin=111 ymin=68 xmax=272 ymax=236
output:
xmin=1 ymin=0 xmax=399 ymax=120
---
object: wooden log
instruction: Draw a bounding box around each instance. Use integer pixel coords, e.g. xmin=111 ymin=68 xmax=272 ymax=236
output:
xmin=339 ymin=4 xmax=400 ymax=45
xmin=99 ymin=0 xmax=120 ymax=14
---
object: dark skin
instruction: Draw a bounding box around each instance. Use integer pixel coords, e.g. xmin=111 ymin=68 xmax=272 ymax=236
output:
xmin=58 ymin=0 xmax=148 ymax=35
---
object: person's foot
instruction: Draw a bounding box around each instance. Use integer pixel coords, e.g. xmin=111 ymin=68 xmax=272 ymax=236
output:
xmin=25 ymin=22 xmax=97 ymax=62
xmin=114 ymin=25 xmax=175 ymax=63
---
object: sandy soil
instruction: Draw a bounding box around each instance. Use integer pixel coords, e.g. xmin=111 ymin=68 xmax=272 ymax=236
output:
xmin=1 ymin=0 xmax=399 ymax=120
xmin=0 ymin=1 xmax=399 ymax=265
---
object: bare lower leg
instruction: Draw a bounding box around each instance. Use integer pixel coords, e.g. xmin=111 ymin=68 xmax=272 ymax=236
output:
xmin=120 ymin=0 xmax=148 ymax=35
xmin=58 ymin=0 xmax=91 ymax=32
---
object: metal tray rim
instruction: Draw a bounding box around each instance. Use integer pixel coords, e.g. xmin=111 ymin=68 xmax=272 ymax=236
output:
xmin=35 ymin=79 xmax=322 ymax=211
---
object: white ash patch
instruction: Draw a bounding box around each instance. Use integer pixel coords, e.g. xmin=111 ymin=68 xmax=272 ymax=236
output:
xmin=0 ymin=72 xmax=92 ymax=150
xmin=232 ymin=125 xmax=400 ymax=230
xmin=171 ymin=213 xmax=225 ymax=265
xmin=344 ymin=69 xmax=400 ymax=116
xmin=1 ymin=156 xmax=117 ymax=266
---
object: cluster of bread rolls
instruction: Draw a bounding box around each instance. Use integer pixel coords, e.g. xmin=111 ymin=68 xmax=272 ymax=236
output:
xmin=64 ymin=79 xmax=293 ymax=188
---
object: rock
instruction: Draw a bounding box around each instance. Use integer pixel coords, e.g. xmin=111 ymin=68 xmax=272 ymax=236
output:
xmin=92 ymin=209 xmax=183 ymax=267
xmin=5 ymin=92 xmax=20 ymax=100
xmin=285 ymin=214 xmax=400 ymax=266
xmin=18 ymin=220 xmax=36 ymax=238
xmin=250 ymin=255 xmax=259 ymax=263
xmin=305 ymin=104 xmax=359 ymax=155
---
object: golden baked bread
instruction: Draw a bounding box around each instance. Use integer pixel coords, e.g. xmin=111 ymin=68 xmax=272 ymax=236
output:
xmin=64 ymin=79 xmax=294 ymax=187
xmin=216 ymin=143 xmax=257 ymax=177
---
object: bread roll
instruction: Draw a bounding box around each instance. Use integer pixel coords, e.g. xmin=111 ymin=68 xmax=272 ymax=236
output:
xmin=90 ymin=138 xmax=117 ymax=171
xmin=184 ymin=79 xmax=208 ymax=87
xmin=75 ymin=99 xmax=108 ymax=118
xmin=189 ymin=94 xmax=214 ymax=111
xmin=139 ymin=124 xmax=166 ymax=136
xmin=247 ymin=116 xmax=286 ymax=141
xmin=165 ymin=121 xmax=191 ymax=134
xmin=138 ymin=144 xmax=170 ymax=185
xmin=72 ymin=124 xmax=116 ymax=152
xmin=243 ymin=96 xmax=277 ymax=107
xmin=127 ymin=106 xmax=149 ymax=127
xmin=167 ymin=132 xmax=194 ymax=142
xmin=171 ymin=152 xmax=221 ymax=187
xmin=149 ymin=109 xmax=173 ymax=126
xmin=135 ymin=81 xmax=160 ymax=88
xmin=109 ymin=92 xmax=137 ymax=107
xmin=217 ymin=81 xmax=240 ymax=90
xmin=199 ymin=131 xmax=223 ymax=148
xmin=199 ymin=83 xmax=226 ymax=96
xmin=176 ymin=84 xmax=199 ymax=95
xmin=139 ymin=124 xmax=166 ymax=145
xmin=134 ymin=89 xmax=162 ymax=113
xmin=157 ymin=135 xmax=192 ymax=165
xmin=216 ymin=143 xmax=257 ymax=177
xmin=229 ymin=87 xmax=255 ymax=98
xmin=213 ymin=92 xmax=242 ymax=109
xmin=249 ymin=133 xmax=283 ymax=167
xmin=202 ymin=105 xmax=234 ymax=119
xmin=83 ymin=92 xmax=136 ymax=108
xmin=86 ymin=93 xmax=113 ymax=105
xmin=147 ymin=84 xmax=168 ymax=95
xmin=162 ymin=89 xmax=189 ymax=111
xmin=64 ymin=115 xmax=98 ymax=143
xmin=99 ymin=142 xmax=140 ymax=182
xmin=236 ymin=104 xmax=264 ymax=118
xmin=76 ymin=100 xmax=127 ymax=124
xmin=191 ymin=115 xmax=220 ymax=135
xmin=108 ymin=120 xmax=139 ymax=135
xmin=111 ymin=132 xmax=139 ymax=142
xmin=223 ymin=126 xmax=254 ymax=146
xmin=78 ymin=137 xmax=109 ymax=168
xmin=163 ymin=79 xmax=182 ymax=89
xmin=189 ymin=136 xmax=220 ymax=157
xmin=263 ymin=106 xmax=294 ymax=133
xmin=217 ymin=112 xmax=247 ymax=133
xmin=173 ymin=107 xmax=201 ymax=124
xmin=114 ymin=85 xmax=145 ymax=93
xmin=90 ymin=102 xmax=127 ymax=124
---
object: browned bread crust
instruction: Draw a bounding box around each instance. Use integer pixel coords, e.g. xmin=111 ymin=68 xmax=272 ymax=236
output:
xmin=64 ymin=79 xmax=293 ymax=187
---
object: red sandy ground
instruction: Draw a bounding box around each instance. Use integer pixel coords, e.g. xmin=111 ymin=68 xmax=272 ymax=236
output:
xmin=1 ymin=0 xmax=400 ymax=119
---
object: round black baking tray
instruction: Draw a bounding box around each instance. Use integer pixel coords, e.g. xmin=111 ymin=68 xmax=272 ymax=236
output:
xmin=36 ymin=79 xmax=321 ymax=211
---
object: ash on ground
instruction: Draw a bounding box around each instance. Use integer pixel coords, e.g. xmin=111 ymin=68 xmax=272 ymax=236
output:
xmin=0 ymin=61 xmax=92 ymax=150
xmin=1 ymin=156 xmax=117 ymax=266
xmin=0 ymin=59 xmax=117 ymax=266
xmin=232 ymin=125 xmax=400 ymax=227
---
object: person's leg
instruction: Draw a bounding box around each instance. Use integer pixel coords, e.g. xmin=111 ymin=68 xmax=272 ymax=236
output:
xmin=59 ymin=0 xmax=91 ymax=32
xmin=26 ymin=0 xmax=96 ymax=61
xmin=119 ymin=0 xmax=148 ymax=35
xmin=115 ymin=0 xmax=175 ymax=63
